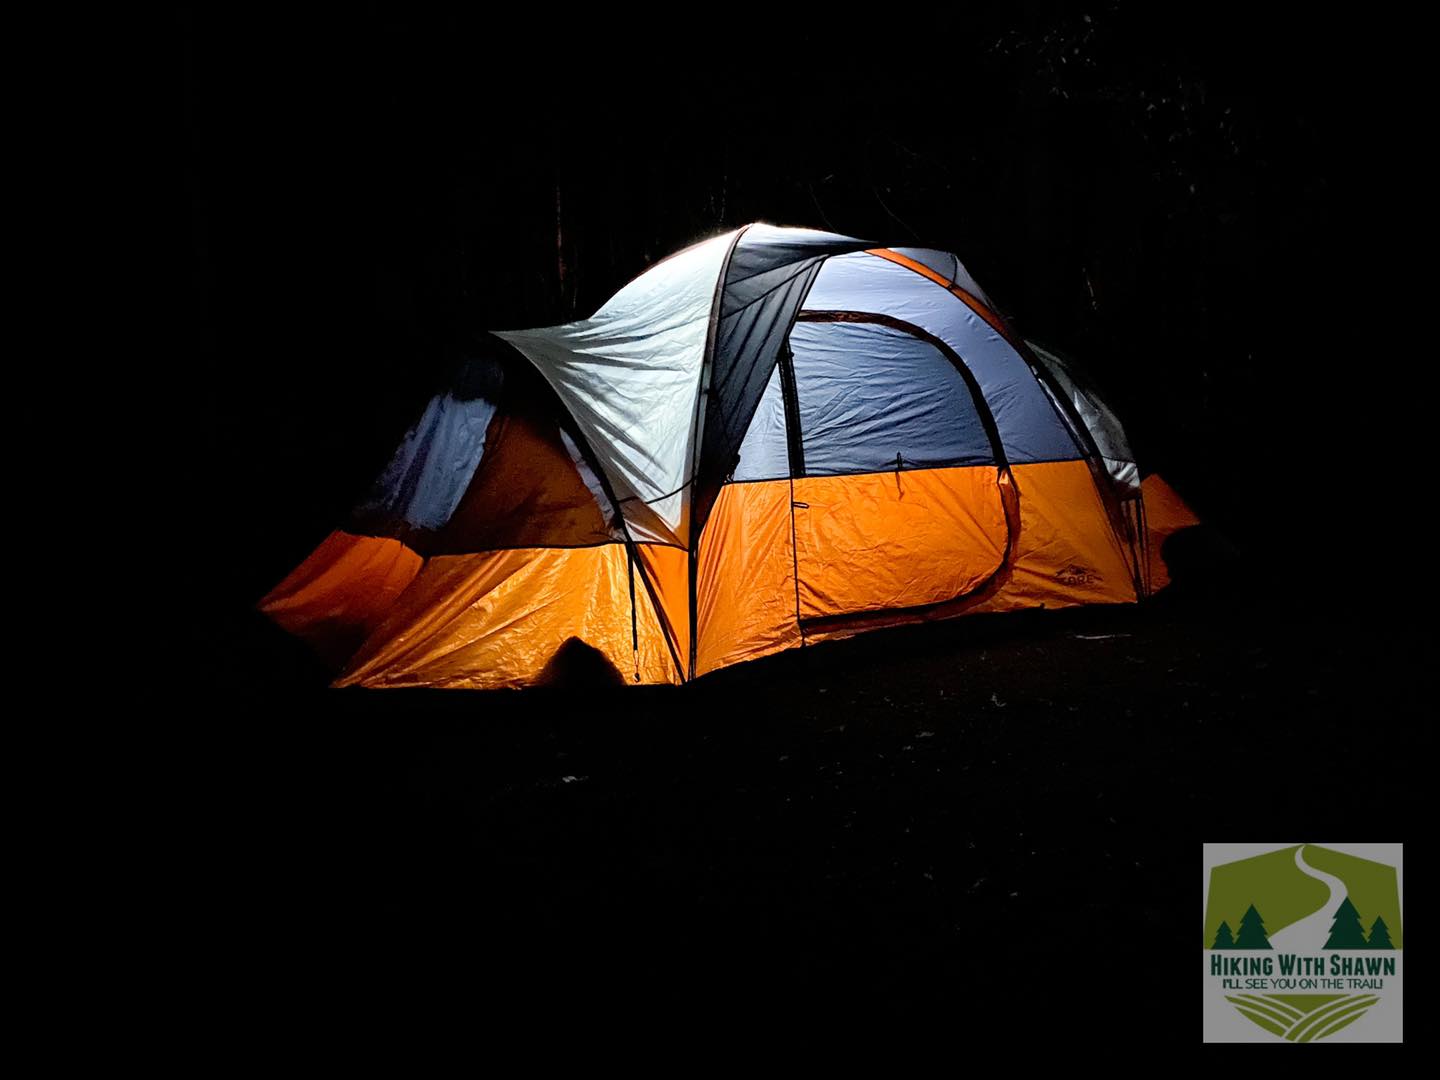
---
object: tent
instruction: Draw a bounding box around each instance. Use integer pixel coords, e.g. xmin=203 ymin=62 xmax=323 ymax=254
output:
xmin=260 ymin=224 xmax=1197 ymax=688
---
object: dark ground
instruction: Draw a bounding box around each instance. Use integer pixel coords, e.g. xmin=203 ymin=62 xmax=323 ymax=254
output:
xmin=215 ymin=572 xmax=1420 ymax=1044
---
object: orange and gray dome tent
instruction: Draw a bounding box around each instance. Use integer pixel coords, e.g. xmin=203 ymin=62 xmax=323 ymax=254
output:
xmin=260 ymin=224 xmax=1198 ymax=688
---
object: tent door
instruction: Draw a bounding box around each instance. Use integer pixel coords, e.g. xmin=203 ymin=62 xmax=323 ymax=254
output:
xmin=789 ymin=466 xmax=1010 ymax=622
xmin=779 ymin=319 xmax=1012 ymax=623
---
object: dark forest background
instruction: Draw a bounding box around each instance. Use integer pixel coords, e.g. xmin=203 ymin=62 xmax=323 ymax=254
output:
xmin=187 ymin=3 xmax=1411 ymax=641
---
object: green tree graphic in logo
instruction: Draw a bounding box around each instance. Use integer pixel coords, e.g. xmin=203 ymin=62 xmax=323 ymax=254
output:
xmin=1203 ymin=845 xmax=1404 ymax=950
xmin=1205 ymin=845 xmax=1403 ymax=1042
xmin=1203 ymin=845 xmax=1328 ymax=949
xmin=1234 ymin=905 xmax=1273 ymax=949
xmin=1324 ymin=897 xmax=1369 ymax=949
xmin=1368 ymin=917 xmax=1395 ymax=949
xmin=1298 ymin=845 xmax=1404 ymax=949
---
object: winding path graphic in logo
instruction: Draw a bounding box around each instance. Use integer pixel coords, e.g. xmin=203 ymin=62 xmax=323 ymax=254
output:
xmin=1202 ymin=844 xmax=1403 ymax=1043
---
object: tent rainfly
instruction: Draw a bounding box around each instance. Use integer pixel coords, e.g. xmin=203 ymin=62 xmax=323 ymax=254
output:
xmin=261 ymin=224 xmax=1198 ymax=687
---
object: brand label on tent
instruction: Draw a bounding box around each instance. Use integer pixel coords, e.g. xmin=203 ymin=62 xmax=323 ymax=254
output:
xmin=1201 ymin=844 xmax=1403 ymax=1042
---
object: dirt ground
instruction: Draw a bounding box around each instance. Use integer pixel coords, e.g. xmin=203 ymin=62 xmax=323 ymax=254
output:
xmin=214 ymin=575 xmax=1418 ymax=1043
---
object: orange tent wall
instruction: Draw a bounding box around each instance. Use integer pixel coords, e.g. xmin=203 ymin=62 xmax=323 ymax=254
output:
xmin=696 ymin=460 xmax=1137 ymax=676
xmin=1140 ymin=473 xmax=1203 ymax=591
xmin=264 ymin=463 xmax=1149 ymax=687
xmin=258 ymin=530 xmax=424 ymax=667
xmin=334 ymin=544 xmax=683 ymax=689
xmin=955 ymin=459 xmax=1138 ymax=611
xmin=636 ymin=542 xmax=691 ymax=679
xmin=792 ymin=467 xmax=1010 ymax=620
xmin=695 ymin=479 xmax=803 ymax=677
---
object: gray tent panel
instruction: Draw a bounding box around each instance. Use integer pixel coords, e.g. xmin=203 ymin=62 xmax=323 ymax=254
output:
xmin=802 ymin=253 xmax=1081 ymax=464
xmin=732 ymin=362 xmax=790 ymax=482
xmin=350 ymin=392 xmax=496 ymax=532
xmin=732 ymin=321 xmax=998 ymax=480
xmin=1026 ymin=340 xmax=1139 ymax=494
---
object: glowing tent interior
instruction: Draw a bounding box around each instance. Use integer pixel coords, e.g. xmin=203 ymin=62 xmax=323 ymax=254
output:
xmin=260 ymin=224 xmax=1198 ymax=687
